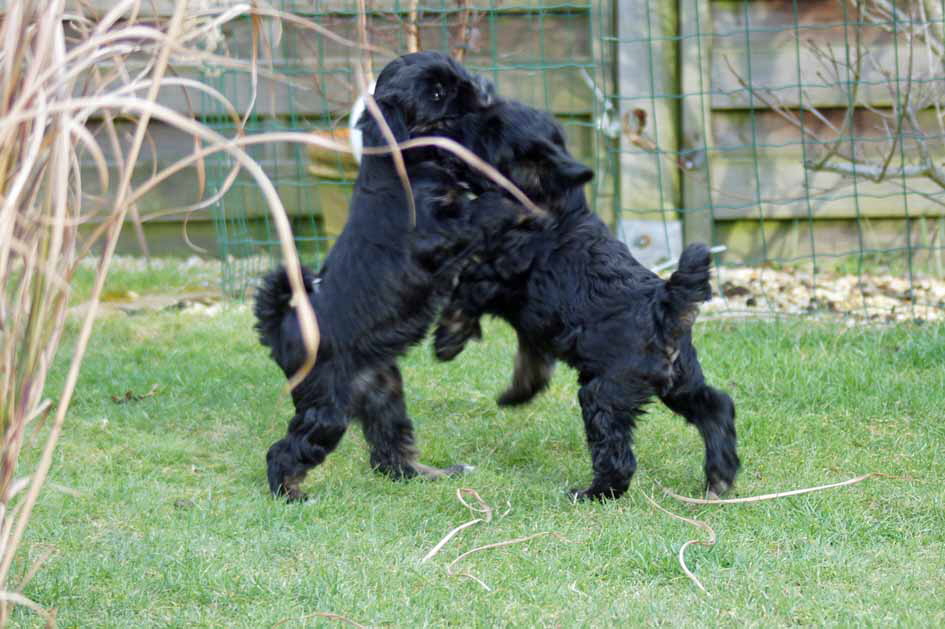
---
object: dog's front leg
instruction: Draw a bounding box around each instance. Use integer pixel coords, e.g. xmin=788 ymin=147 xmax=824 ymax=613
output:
xmin=352 ymin=363 xmax=472 ymax=480
xmin=267 ymin=406 xmax=348 ymax=501
xmin=569 ymin=376 xmax=645 ymax=502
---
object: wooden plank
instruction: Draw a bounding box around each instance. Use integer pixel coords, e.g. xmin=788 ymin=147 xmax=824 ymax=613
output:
xmin=710 ymin=108 xmax=945 ymax=161
xmin=76 ymin=10 xmax=595 ymax=115
xmin=680 ymin=0 xmax=715 ymax=245
xmin=704 ymin=106 xmax=945 ymax=219
xmin=93 ymin=62 xmax=594 ymax=117
xmin=707 ymin=157 xmax=945 ymax=220
xmin=182 ymin=12 xmax=591 ymax=65
xmin=586 ymin=0 xmax=616 ymax=226
xmin=710 ymin=0 xmax=938 ymax=109
xmin=81 ymin=112 xmax=599 ymax=174
xmin=78 ymin=112 xmax=597 ymax=236
xmin=75 ymin=1 xmax=596 ymax=16
xmin=715 ymin=215 xmax=945 ymax=271
xmin=67 ymin=0 xmax=598 ymax=111
xmin=101 ymin=211 xmax=945 ymax=264
xmin=616 ymin=0 xmax=679 ymax=219
xmin=106 ymin=220 xmax=219 ymax=257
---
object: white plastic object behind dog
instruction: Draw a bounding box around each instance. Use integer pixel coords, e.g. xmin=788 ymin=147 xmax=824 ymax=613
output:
xmin=349 ymin=79 xmax=377 ymax=165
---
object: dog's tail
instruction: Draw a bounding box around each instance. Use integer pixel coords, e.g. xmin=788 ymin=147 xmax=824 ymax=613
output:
xmin=660 ymin=243 xmax=713 ymax=339
xmin=253 ymin=264 xmax=318 ymax=350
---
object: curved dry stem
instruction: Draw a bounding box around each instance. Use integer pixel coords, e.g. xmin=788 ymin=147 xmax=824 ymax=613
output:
xmin=456 ymin=488 xmax=494 ymax=522
xmin=446 ymin=532 xmax=562 ymax=592
xmin=656 ymin=473 xmax=882 ymax=505
xmin=420 ymin=488 xmax=496 ymax=564
xmin=0 ymin=0 xmax=320 ymax=593
xmin=420 ymin=518 xmax=483 ymax=565
xmin=0 ymin=591 xmax=53 ymax=627
xmin=642 ymin=492 xmax=716 ymax=595
xmin=126 ymin=132 xmax=546 ymax=232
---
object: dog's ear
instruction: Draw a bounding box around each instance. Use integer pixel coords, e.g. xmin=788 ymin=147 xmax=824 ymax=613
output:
xmin=544 ymin=141 xmax=593 ymax=187
xmin=357 ymin=96 xmax=410 ymax=147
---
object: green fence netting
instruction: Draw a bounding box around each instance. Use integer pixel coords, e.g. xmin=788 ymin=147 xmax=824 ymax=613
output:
xmin=205 ymin=1 xmax=945 ymax=322
xmin=601 ymin=0 xmax=945 ymax=322
xmin=202 ymin=1 xmax=610 ymax=298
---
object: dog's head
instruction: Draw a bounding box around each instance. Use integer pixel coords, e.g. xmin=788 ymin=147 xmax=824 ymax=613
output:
xmin=459 ymin=100 xmax=594 ymax=208
xmin=359 ymin=52 xmax=494 ymax=146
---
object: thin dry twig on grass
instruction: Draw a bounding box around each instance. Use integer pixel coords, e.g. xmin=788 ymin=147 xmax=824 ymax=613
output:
xmin=110 ymin=383 xmax=159 ymax=404
xmin=446 ymin=531 xmax=575 ymax=592
xmin=420 ymin=488 xmax=493 ymax=564
xmin=645 ymin=472 xmax=889 ymax=594
xmin=657 ymin=473 xmax=883 ymax=505
xmin=271 ymin=610 xmax=368 ymax=629
xmin=642 ymin=492 xmax=716 ymax=595
xmin=422 ymin=488 xmax=576 ymax=591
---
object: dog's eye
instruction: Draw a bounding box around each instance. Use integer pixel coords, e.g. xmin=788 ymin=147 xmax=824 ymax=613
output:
xmin=431 ymin=82 xmax=445 ymax=102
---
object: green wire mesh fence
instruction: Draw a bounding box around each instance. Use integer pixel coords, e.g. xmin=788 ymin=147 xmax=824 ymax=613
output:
xmin=604 ymin=0 xmax=945 ymax=322
xmin=203 ymin=1 xmax=611 ymax=297
xmin=206 ymin=1 xmax=945 ymax=322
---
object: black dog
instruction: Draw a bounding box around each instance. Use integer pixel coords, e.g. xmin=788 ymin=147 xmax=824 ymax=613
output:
xmin=433 ymin=101 xmax=740 ymax=501
xmin=254 ymin=53 xmax=585 ymax=500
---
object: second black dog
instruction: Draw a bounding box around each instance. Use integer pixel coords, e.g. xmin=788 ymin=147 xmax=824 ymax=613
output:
xmin=433 ymin=101 xmax=741 ymax=501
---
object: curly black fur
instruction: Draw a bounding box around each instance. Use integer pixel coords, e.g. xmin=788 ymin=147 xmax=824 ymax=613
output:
xmin=254 ymin=53 xmax=534 ymax=501
xmin=433 ymin=101 xmax=740 ymax=501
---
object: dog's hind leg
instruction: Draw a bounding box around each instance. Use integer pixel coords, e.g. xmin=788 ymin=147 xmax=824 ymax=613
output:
xmin=352 ymin=363 xmax=472 ymax=480
xmin=497 ymin=333 xmax=556 ymax=407
xmin=660 ymin=352 xmax=740 ymax=498
xmin=267 ymin=406 xmax=348 ymax=501
xmin=569 ymin=376 xmax=646 ymax=501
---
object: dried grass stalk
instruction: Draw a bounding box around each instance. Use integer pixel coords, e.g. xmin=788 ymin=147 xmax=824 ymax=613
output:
xmin=0 ymin=2 xmax=316 ymax=623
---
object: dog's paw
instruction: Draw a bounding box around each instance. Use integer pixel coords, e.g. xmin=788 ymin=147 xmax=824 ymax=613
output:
xmin=443 ymin=463 xmax=476 ymax=476
xmin=269 ymin=469 xmax=308 ymax=503
xmin=270 ymin=482 xmax=308 ymax=503
xmin=567 ymin=483 xmax=628 ymax=503
xmin=433 ymin=329 xmax=473 ymax=362
xmin=705 ymin=478 xmax=731 ymax=501
xmin=567 ymin=487 xmax=607 ymax=503
xmin=417 ymin=462 xmax=476 ymax=479
xmin=496 ymin=387 xmax=536 ymax=407
xmin=704 ymin=454 xmax=738 ymax=499
xmin=284 ymin=488 xmax=309 ymax=503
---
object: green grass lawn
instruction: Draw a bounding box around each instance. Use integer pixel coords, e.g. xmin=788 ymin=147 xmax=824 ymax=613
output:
xmin=13 ymin=267 xmax=945 ymax=627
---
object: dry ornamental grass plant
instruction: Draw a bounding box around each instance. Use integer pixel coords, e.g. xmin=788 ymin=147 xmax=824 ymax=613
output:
xmin=0 ymin=2 xmax=537 ymax=624
xmin=0 ymin=1 xmax=317 ymax=623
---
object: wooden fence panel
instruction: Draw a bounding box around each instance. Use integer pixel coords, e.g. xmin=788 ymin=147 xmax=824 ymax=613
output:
xmin=675 ymin=0 xmax=945 ymax=262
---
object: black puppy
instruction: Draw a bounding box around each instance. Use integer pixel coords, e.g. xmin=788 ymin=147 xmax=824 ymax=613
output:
xmin=433 ymin=101 xmax=740 ymax=501
xmin=255 ymin=53 xmax=550 ymax=501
